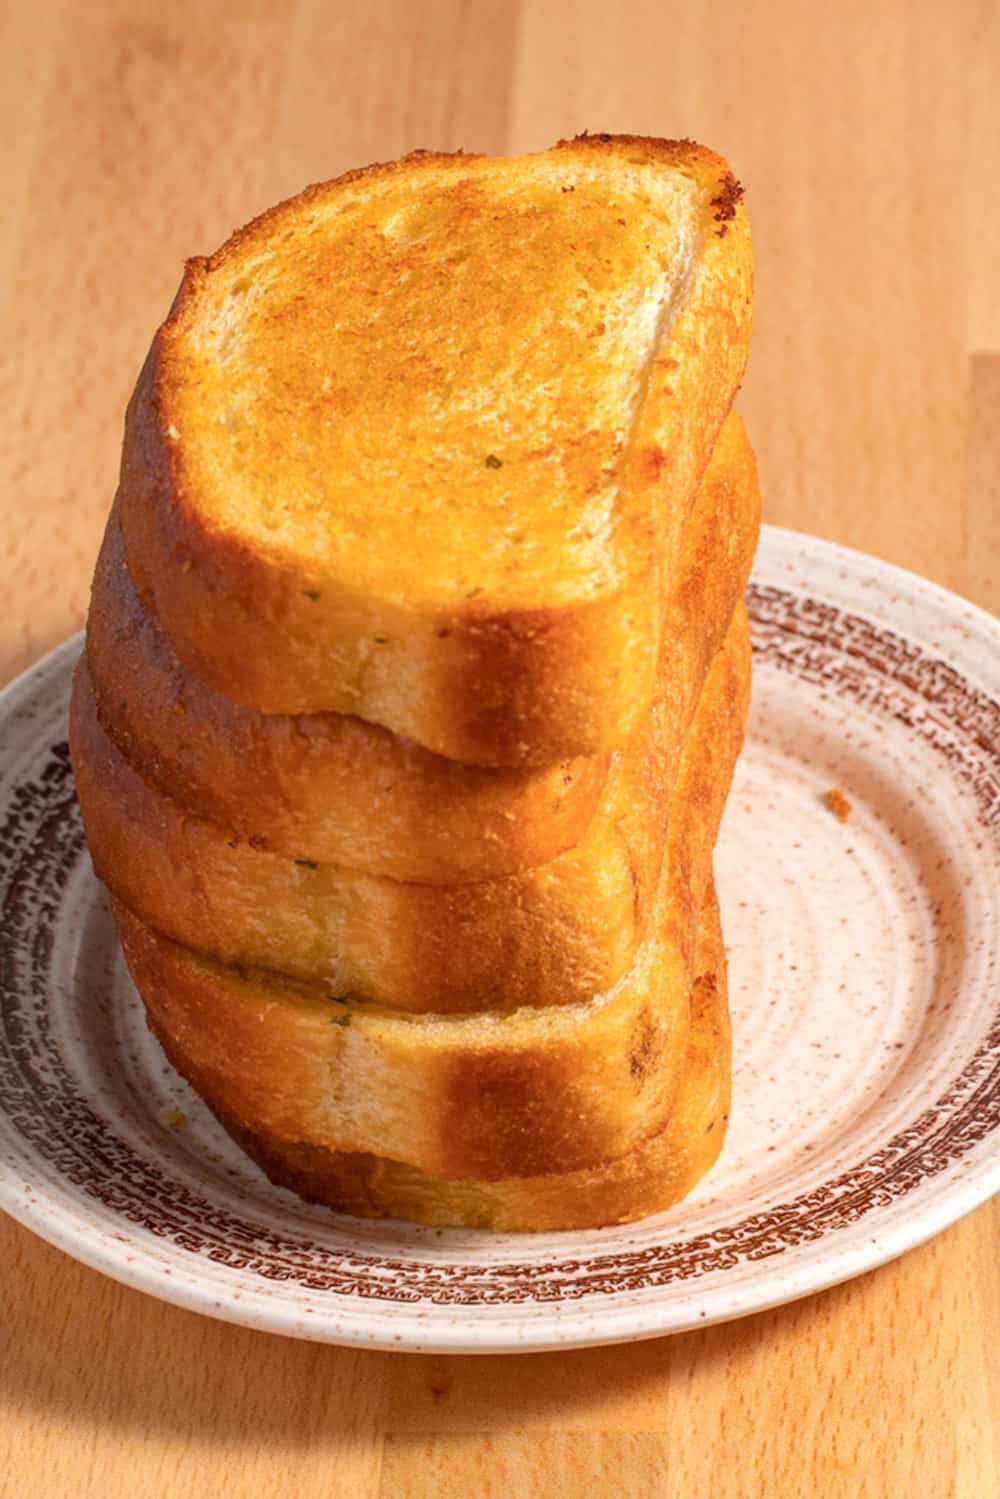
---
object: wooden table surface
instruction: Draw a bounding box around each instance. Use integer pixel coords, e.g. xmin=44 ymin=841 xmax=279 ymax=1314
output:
xmin=2 ymin=3 xmax=998 ymax=1495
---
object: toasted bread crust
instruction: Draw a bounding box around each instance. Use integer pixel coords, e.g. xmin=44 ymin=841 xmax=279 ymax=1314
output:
xmin=87 ymin=410 xmax=757 ymax=881
xmin=74 ymin=606 xmax=750 ymax=1010
xmin=116 ymin=135 xmax=751 ymax=764
xmin=86 ymin=513 xmax=604 ymax=883
xmin=114 ymin=880 xmax=693 ymax=1181
xmin=213 ymin=881 xmax=729 ymax=1230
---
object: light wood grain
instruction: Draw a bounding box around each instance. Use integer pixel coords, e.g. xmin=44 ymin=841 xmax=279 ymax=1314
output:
xmin=968 ymin=355 xmax=1000 ymax=616
xmin=967 ymin=2 xmax=1000 ymax=352
xmin=510 ymin=0 xmax=975 ymax=592
xmin=1 ymin=2 xmax=998 ymax=1496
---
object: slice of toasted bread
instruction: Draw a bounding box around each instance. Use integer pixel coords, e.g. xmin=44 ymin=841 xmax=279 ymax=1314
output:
xmin=117 ymin=134 xmax=751 ymax=765
xmin=213 ymin=880 xmax=729 ymax=1230
xmin=73 ymin=604 xmax=750 ymax=1010
xmin=87 ymin=509 xmax=603 ymax=883
xmin=114 ymin=875 xmax=693 ymax=1181
xmin=88 ymin=410 xmax=758 ymax=882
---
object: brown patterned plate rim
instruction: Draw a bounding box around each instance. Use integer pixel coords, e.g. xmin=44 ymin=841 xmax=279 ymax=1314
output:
xmin=0 ymin=526 xmax=998 ymax=1352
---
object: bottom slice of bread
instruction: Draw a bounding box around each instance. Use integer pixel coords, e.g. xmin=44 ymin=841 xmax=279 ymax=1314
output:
xmin=209 ymin=879 xmax=728 ymax=1232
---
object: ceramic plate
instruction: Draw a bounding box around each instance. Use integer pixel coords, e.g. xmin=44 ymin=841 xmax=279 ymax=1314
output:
xmin=1 ymin=527 xmax=998 ymax=1353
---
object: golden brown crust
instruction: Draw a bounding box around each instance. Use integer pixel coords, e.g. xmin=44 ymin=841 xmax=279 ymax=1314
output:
xmin=87 ymin=409 xmax=758 ymax=881
xmin=73 ymin=607 xmax=750 ymax=1009
xmin=112 ymin=828 xmax=700 ymax=1182
xmin=116 ymin=135 xmax=752 ymax=764
xmin=188 ymin=880 xmax=729 ymax=1229
xmin=86 ymin=513 xmax=604 ymax=882
xmin=202 ymin=136 xmax=739 ymax=274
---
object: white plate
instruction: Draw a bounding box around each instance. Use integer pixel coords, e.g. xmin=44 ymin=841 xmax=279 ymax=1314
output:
xmin=1 ymin=526 xmax=998 ymax=1353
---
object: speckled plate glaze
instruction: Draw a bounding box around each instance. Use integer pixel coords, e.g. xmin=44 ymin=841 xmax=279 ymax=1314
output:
xmin=1 ymin=527 xmax=998 ymax=1353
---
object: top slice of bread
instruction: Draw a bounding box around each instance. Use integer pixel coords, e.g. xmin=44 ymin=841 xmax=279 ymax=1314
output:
xmin=89 ymin=410 xmax=757 ymax=884
xmin=118 ymin=134 xmax=751 ymax=765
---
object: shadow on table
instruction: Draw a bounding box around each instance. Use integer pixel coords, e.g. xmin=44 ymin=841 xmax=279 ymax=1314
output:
xmin=0 ymin=1213 xmax=892 ymax=1444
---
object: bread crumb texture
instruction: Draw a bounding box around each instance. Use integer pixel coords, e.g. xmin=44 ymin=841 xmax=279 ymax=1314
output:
xmin=822 ymin=787 xmax=852 ymax=823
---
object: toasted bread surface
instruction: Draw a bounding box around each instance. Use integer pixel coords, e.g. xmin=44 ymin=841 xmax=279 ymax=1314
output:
xmin=74 ymin=606 xmax=750 ymax=1009
xmin=117 ymin=134 xmax=751 ymax=763
xmin=88 ymin=410 xmax=757 ymax=881
xmin=215 ymin=881 xmax=729 ymax=1230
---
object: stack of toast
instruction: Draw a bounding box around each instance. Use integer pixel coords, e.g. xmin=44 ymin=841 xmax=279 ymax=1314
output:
xmin=70 ymin=135 xmax=758 ymax=1230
